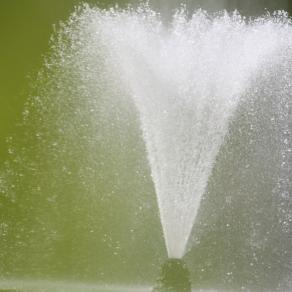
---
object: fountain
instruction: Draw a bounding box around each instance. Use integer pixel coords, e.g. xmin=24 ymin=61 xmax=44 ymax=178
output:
xmin=68 ymin=4 xmax=291 ymax=259
xmin=0 ymin=2 xmax=292 ymax=291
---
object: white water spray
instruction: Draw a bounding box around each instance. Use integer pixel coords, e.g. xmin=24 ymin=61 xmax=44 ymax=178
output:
xmin=53 ymin=6 xmax=292 ymax=258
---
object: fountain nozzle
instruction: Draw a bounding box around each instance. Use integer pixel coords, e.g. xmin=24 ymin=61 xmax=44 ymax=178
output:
xmin=153 ymin=258 xmax=191 ymax=292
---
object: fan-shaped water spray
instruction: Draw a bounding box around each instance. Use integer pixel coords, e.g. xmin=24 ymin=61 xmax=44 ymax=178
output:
xmin=6 ymin=4 xmax=291 ymax=262
xmin=0 ymin=2 xmax=292 ymax=289
xmin=75 ymin=6 xmax=291 ymax=258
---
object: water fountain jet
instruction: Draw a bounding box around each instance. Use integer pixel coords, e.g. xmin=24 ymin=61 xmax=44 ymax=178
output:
xmin=92 ymin=6 xmax=292 ymax=258
xmin=0 ymin=3 xmax=291 ymax=290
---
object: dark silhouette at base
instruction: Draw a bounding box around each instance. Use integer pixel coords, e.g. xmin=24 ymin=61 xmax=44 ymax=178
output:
xmin=152 ymin=258 xmax=191 ymax=292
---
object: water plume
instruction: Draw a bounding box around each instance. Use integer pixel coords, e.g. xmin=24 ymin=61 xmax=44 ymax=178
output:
xmin=48 ymin=5 xmax=292 ymax=258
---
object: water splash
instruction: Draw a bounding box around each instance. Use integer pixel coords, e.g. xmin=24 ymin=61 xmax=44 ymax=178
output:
xmin=48 ymin=5 xmax=292 ymax=258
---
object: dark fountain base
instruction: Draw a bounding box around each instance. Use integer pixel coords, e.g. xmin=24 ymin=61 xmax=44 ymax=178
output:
xmin=152 ymin=258 xmax=191 ymax=292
